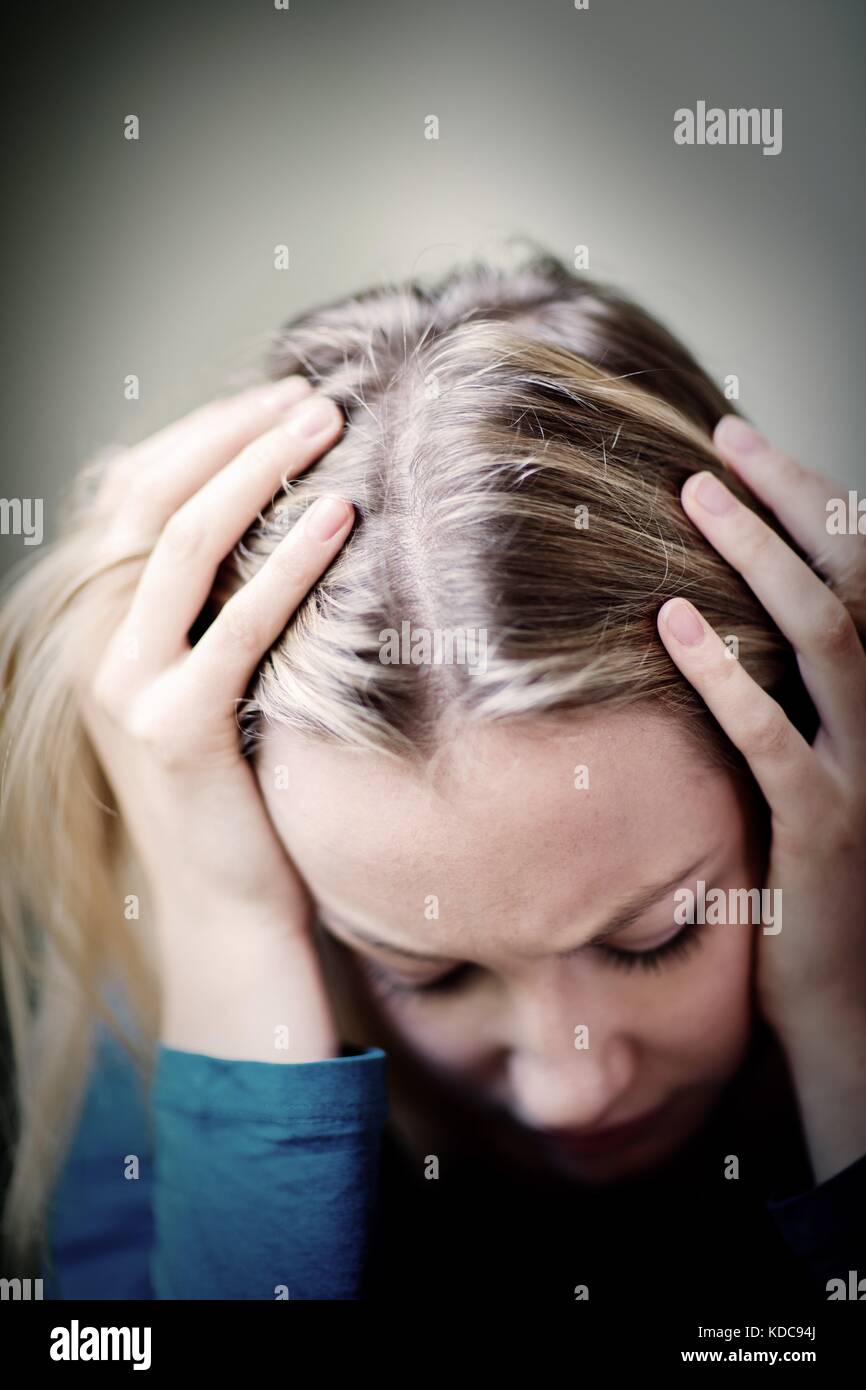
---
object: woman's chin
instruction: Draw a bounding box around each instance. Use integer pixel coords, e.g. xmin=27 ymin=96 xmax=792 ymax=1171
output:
xmin=538 ymin=1128 xmax=681 ymax=1185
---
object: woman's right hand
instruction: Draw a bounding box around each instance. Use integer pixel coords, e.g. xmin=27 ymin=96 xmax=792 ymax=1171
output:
xmin=73 ymin=376 xmax=355 ymax=1061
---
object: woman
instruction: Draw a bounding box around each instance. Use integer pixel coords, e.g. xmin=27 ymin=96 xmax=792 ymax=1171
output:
xmin=1 ymin=249 xmax=864 ymax=1303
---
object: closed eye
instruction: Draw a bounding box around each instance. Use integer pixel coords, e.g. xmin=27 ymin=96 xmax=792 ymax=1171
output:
xmin=359 ymin=956 xmax=477 ymax=1000
xmin=595 ymin=918 xmax=708 ymax=973
xmin=358 ymin=919 xmax=709 ymax=1001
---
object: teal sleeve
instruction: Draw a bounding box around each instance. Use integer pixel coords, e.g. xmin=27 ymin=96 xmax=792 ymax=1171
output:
xmin=44 ymin=1021 xmax=388 ymax=1301
xmin=150 ymin=1041 xmax=388 ymax=1300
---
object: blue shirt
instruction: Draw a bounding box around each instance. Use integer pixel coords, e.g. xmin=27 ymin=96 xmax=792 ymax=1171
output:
xmin=43 ymin=1020 xmax=388 ymax=1300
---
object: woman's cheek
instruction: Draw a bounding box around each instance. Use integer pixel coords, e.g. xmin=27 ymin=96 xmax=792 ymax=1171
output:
xmin=648 ymin=921 xmax=756 ymax=1078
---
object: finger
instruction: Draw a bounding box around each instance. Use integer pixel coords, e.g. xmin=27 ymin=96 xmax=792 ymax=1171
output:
xmin=180 ymin=495 xmax=355 ymax=703
xmin=681 ymin=470 xmax=866 ymax=753
xmin=657 ymin=598 xmax=817 ymax=817
xmin=713 ymin=415 xmax=866 ymax=595
xmin=122 ymin=394 xmax=344 ymax=672
xmin=107 ymin=375 xmax=314 ymax=545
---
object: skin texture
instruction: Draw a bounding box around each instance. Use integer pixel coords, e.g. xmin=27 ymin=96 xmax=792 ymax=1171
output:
xmin=257 ymin=707 xmax=763 ymax=1184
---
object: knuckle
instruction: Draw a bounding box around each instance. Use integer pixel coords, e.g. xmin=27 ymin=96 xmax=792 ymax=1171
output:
xmin=243 ymin=428 xmax=285 ymax=471
xmin=159 ymin=505 xmax=204 ymax=561
xmin=742 ymin=709 xmax=790 ymax=759
xmin=125 ymin=699 xmax=185 ymax=768
xmin=713 ymin=650 xmax=741 ymax=687
xmin=742 ymin=519 xmax=775 ymax=567
xmin=221 ymin=595 xmax=266 ymax=652
xmin=811 ymin=598 xmax=859 ymax=659
xmin=772 ymin=449 xmax=804 ymax=491
xmin=269 ymin=542 xmax=308 ymax=586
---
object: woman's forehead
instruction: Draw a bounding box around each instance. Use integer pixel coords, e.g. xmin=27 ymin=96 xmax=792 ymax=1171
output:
xmin=257 ymin=709 xmax=743 ymax=955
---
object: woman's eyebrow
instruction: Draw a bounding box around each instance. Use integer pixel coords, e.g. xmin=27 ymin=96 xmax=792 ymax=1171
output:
xmin=316 ymin=848 xmax=722 ymax=963
xmin=580 ymin=851 xmax=716 ymax=948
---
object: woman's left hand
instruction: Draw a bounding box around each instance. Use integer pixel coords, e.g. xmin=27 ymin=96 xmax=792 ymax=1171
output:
xmin=656 ymin=416 xmax=866 ymax=1182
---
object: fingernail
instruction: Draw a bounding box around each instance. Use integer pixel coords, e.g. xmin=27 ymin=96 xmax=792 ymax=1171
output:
xmin=717 ymin=415 xmax=766 ymax=455
xmin=661 ymin=598 xmax=705 ymax=647
xmin=305 ymin=496 xmax=352 ymax=541
xmin=285 ymin=395 xmax=341 ymax=437
xmin=693 ymin=472 xmax=736 ymax=516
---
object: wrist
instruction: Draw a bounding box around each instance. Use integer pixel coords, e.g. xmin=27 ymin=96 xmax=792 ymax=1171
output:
xmin=156 ymin=911 xmax=340 ymax=1063
xmin=772 ymin=1008 xmax=866 ymax=1186
xmin=770 ymin=996 xmax=866 ymax=1069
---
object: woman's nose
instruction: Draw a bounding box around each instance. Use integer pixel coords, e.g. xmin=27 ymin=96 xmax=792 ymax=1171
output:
xmin=504 ymin=982 xmax=637 ymax=1132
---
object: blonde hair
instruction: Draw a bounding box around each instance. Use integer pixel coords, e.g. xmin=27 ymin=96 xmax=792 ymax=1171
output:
xmin=0 ymin=246 xmax=815 ymax=1270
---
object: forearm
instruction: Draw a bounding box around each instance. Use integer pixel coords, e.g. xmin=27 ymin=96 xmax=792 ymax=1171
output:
xmin=156 ymin=911 xmax=341 ymax=1063
xmin=776 ymin=1010 xmax=866 ymax=1186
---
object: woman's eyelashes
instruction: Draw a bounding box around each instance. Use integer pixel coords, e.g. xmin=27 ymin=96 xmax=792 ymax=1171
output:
xmin=359 ymin=918 xmax=710 ymax=1002
xmin=360 ymin=956 xmax=476 ymax=1002
xmin=595 ymin=916 xmax=709 ymax=973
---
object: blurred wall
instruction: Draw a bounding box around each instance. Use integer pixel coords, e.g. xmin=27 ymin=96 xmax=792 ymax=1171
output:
xmin=1 ymin=0 xmax=864 ymax=574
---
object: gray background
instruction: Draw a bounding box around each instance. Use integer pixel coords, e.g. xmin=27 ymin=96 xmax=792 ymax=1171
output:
xmin=1 ymin=0 xmax=864 ymax=573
